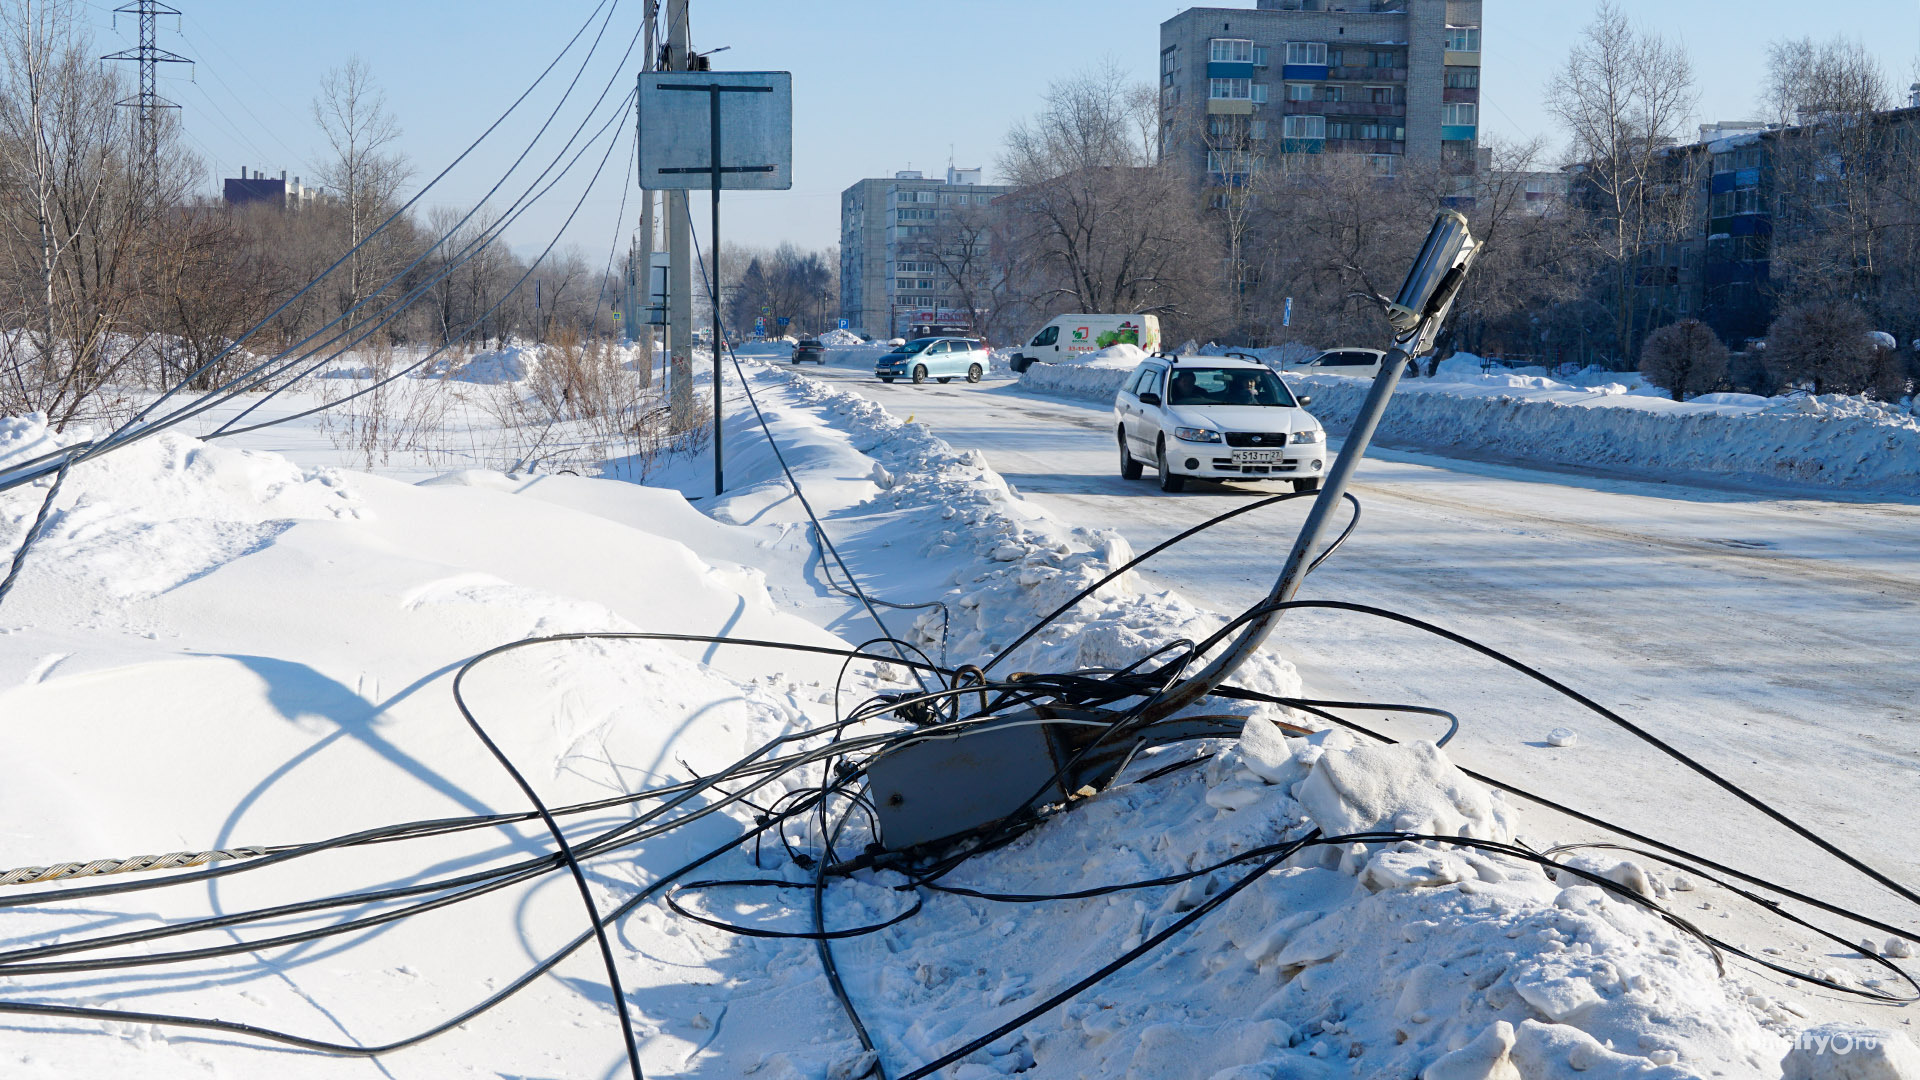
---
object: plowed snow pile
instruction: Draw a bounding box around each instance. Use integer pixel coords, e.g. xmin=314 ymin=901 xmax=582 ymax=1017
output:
xmin=1016 ymin=357 xmax=1920 ymax=494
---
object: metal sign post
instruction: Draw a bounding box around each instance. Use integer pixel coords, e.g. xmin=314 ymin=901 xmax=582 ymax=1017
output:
xmin=638 ymin=71 xmax=792 ymax=498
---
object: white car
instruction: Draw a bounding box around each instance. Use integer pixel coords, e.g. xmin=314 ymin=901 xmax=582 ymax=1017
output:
xmin=1290 ymin=347 xmax=1392 ymax=377
xmin=1114 ymin=354 xmax=1327 ymax=493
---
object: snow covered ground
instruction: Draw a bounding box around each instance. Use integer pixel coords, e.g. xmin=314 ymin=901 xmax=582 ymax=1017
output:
xmin=0 ymin=346 xmax=1914 ymax=1078
xmin=1017 ymin=353 xmax=1920 ymax=497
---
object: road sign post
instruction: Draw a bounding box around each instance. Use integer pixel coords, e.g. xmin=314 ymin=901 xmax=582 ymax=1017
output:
xmin=638 ymin=71 xmax=792 ymax=497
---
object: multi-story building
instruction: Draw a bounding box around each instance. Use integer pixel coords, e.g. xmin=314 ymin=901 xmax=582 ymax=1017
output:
xmin=1159 ymin=0 xmax=1483 ymax=188
xmin=1600 ymin=102 xmax=1920 ymax=346
xmin=839 ymin=167 xmax=1011 ymax=338
xmin=222 ymin=169 xmax=322 ymax=211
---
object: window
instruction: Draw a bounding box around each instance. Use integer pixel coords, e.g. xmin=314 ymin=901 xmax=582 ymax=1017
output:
xmin=1285 ymin=42 xmax=1328 ymax=66
xmin=1161 ymin=46 xmax=1178 ymax=77
xmin=1210 ymin=38 xmax=1253 ymax=64
xmin=1252 ymin=46 xmax=1268 ymax=67
xmin=1368 ymin=85 xmax=1394 ymax=104
xmin=1283 ymin=115 xmax=1326 ymax=140
xmin=1207 ymin=150 xmax=1256 ymax=174
xmin=1370 ymin=49 xmax=1401 ymax=68
xmin=1712 ymin=189 xmax=1764 ymax=216
xmin=1445 ymin=26 xmax=1481 ymax=52
xmin=1322 ymin=85 xmax=1342 ymax=103
xmin=1442 ymin=103 xmax=1477 ymax=126
xmin=1325 ymin=120 xmax=1355 ymax=140
xmin=1210 ymin=77 xmax=1252 ymax=100
xmin=1445 ymin=68 xmax=1480 ymax=89
xmin=1250 ymin=83 xmax=1268 ymax=104
xmin=1358 ymin=122 xmax=1404 ymax=141
xmin=1370 ymin=154 xmax=1398 ymax=176
xmin=1031 ymin=326 xmax=1059 ymax=348
xmin=1167 ymin=367 xmax=1296 ymax=407
xmin=1207 ymin=115 xmax=1242 ymax=137
xmin=1250 ymin=120 xmax=1268 ymax=139
xmin=1285 ymin=83 xmax=1313 ymax=102
xmin=1326 ymin=48 xmax=1344 ymax=68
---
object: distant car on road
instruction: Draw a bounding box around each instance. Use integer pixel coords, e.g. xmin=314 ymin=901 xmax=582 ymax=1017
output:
xmin=1115 ymin=353 xmax=1326 ymax=493
xmin=791 ymin=338 xmax=825 ymax=364
xmin=1288 ymin=347 xmax=1393 ymax=378
xmin=875 ymin=337 xmax=988 ymax=385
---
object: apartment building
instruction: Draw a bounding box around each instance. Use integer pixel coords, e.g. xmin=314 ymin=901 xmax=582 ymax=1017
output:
xmin=1159 ymin=0 xmax=1483 ymax=187
xmin=839 ymin=167 xmax=1011 ymax=339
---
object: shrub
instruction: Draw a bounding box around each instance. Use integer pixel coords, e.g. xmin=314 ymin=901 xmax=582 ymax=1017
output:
xmin=1638 ymin=319 xmax=1730 ymax=401
xmin=1765 ymin=302 xmax=1879 ymax=395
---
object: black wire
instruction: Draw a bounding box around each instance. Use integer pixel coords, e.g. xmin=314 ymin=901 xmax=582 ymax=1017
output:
xmin=0 ymin=455 xmax=71 ymax=608
xmin=449 ymin=647 xmax=645 ymax=1079
xmin=665 ymin=878 xmax=923 ymax=940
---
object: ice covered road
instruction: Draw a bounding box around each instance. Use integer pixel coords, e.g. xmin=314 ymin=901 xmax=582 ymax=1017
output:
xmin=801 ymin=364 xmax=1920 ymax=937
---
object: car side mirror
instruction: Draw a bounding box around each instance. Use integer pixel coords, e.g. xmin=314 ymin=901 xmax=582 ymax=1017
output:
xmin=1298 ymin=395 xmax=1312 ymax=406
xmin=1137 ymin=392 xmax=1161 ymax=407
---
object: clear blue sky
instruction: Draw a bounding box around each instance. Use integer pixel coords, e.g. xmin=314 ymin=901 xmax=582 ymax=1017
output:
xmin=87 ymin=0 xmax=1920 ymax=259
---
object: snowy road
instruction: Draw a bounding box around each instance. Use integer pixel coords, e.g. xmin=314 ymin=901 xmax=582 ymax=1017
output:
xmin=802 ymin=363 xmax=1920 ymax=951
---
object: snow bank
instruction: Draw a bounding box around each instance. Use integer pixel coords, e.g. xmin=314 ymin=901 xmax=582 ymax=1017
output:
xmin=0 ymin=414 xmax=362 ymax=602
xmin=819 ymin=327 xmax=864 ymax=347
xmin=1018 ymin=359 xmax=1136 ymax=401
xmin=767 ymin=364 xmax=1300 ymax=696
xmin=1017 ymin=357 xmax=1920 ymax=495
xmin=1292 ymin=373 xmax=1920 ymax=495
xmin=448 ymin=343 xmax=543 ymax=384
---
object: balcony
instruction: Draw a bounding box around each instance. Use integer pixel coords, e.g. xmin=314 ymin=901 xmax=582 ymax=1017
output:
xmin=1326 ymin=138 xmax=1405 ymax=155
xmin=1297 ymin=101 xmax=1405 ymax=117
xmin=1208 ymin=98 xmax=1255 ymax=116
xmin=1327 ymin=66 xmax=1407 ymax=83
xmin=1442 ymin=87 xmax=1479 ymax=104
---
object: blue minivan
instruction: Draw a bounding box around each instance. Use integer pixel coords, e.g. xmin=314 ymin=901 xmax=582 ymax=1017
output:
xmin=875 ymin=337 xmax=989 ymax=384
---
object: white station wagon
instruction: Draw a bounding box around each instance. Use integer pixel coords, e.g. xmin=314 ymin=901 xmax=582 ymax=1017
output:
xmin=1114 ymin=354 xmax=1327 ymax=493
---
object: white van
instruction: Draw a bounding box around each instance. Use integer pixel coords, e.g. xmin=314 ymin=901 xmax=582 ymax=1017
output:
xmin=1008 ymin=314 xmax=1161 ymax=372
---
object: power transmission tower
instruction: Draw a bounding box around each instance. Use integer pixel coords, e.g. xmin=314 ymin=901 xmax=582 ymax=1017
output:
xmin=102 ymin=0 xmax=192 ymax=173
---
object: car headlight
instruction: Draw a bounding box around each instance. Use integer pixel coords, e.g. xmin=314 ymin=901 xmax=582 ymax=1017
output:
xmin=1173 ymin=426 xmax=1223 ymax=443
xmin=1291 ymin=429 xmax=1323 ymax=445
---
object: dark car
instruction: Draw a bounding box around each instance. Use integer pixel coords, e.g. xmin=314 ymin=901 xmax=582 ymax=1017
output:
xmin=792 ymin=338 xmax=825 ymax=364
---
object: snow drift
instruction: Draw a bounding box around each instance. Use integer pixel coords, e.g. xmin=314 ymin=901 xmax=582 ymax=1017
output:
xmin=1017 ymin=358 xmax=1920 ymax=495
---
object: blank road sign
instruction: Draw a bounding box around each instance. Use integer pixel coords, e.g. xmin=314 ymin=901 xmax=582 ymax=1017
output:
xmin=638 ymin=71 xmax=793 ymax=191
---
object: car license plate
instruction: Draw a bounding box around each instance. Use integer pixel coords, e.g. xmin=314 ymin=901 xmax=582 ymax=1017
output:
xmin=1234 ymin=450 xmax=1283 ymax=465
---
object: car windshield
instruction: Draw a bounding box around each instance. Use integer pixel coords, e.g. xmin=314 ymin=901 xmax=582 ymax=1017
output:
xmin=1165 ymin=367 xmax=1297 ymax=407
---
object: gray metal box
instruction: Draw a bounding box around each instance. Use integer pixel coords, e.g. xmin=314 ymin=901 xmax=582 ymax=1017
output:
xmin=866 ymin=717 xmax=1066 ymax=852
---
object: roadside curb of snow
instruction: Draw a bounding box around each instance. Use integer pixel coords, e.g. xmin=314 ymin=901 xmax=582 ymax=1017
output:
xmin=1290 ymin=374 xmax=1920 ymax=496
xmin=1017 ymin=360 xmax=1137 ymax=403
xmin=1017 ymin=362 xmax=1920 ymax=496
xmin=749 ymin=359 xmax=1304 ymax=708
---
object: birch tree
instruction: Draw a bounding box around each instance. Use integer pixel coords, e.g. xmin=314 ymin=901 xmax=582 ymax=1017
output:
xmin=1547 ymin=2 xmax=1698 ymax=363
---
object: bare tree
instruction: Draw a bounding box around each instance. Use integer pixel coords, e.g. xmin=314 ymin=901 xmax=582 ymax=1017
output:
xmin=916 ymin=201 xmax=1000 ymax=340
xmin=0 ymin=0 xmax=190 ymax=424
xmin=312 ymin=57 xmax=411 ymax=319
xmin=998 ymin=62 xmax=1208 ymax=320
xmin=1548 ymin=2 xmax=1699 ymax=364
xmin=1639 ymin=318 xmax=1729 ymax=400
xmin=1763 ymin=38 xmax=1916 ymax=332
